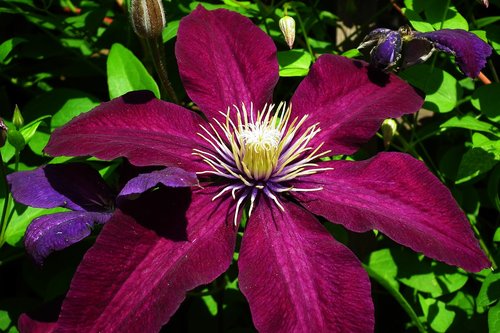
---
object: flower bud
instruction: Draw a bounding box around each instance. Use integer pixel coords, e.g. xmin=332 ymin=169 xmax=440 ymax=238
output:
xmin=0 ymin=118 xmax=7 ymax=148
xmin=381 ymin=118 xmax=398 ymax=148
xmin=130 ymin=0 xmax=166 ymax=39
xmin=13 ymin=104 xmax=24 ymax=129
xmin=279 ymin=16 xmax=296 ymax=49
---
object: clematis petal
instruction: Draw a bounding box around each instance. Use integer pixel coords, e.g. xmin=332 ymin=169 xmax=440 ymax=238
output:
xmin=44 ymin=91 xmax=207 ymax=172
xmin=51 ymin=186 xmax=237 ymax=332
xmin=238 ymin=198 xmax=374 ymax=333
xmin=7 ymin=163 xmax=114 ymax=212
xmin=291 ymin=54 xmax=423 ymax=155
xmin=25 ymin=211 xmax=112 ymax=265
xmin=416 ymin=29 xmax=492 ymax=77
xmin=176 ymin=6 xmax=279 ymax=120
xmin=18 ymin=314 xmax=56 ymax=333
xmin=117 ymin=167 xmax=198 ymax=200
xmin=292 ymin=152 xmax=490 ymax=272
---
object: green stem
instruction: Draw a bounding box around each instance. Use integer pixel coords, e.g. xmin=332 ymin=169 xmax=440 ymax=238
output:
xmin=364 ymin=264 xmax=428 ymax=333
xmin=145 ymin=37 xmax=179 ymax=104
xmin=290 ymin=3 xmax=315 ymax=60
xmin=470 ymin=221 xmax=498 ymax=269
xmin=0 ymin=151 xmax=11 ymax=248
xmin=439 ymin=0 xmax=451 ymax=30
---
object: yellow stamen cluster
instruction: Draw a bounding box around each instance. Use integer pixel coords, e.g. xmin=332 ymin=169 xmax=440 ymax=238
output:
xmin=193 ymin=102 xmax=332 ymax=224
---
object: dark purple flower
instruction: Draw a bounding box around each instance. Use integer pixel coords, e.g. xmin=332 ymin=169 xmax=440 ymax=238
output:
xmin=359 ymin=26 xmax=492 ymax=77
xmin=20 ymin=6 xmax=489 ymax=333
xmin=8 ymin=164 xmax=197 ymax=264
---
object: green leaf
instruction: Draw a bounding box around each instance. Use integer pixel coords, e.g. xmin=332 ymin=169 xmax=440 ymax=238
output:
xmin=493 ymin=228 xmax=500 ymax=242
xmin=419 ymin=295 xmax=456 ymax=333
xmin=201 ymin=294 xmax=218 ymax=316
xmin=471 ymin=83 xmax=500 ymax=122
xmin=367 ymin=248 xmax=399 ymax=289
xmin=477 ymin=272 xmax=500 ymax=311
xmin=488 ymin=164 xmax=500 ymax=211
xmin=0 ymin=37 xmax=26 ymax=65
xmin=107 ymin=43 xmax=160 ymax=99
xmin=4 ymin=205 xmax=68 ymax=246
xmin=400 ymin=65 xmax=461 ymax=113
xmin=449 ymin=291 xmax=475 ymax=317
xmin=28 ymin=131 xmax=51 ymax=156
xmin=393 ymin=248 xmax=468 ymax=297
xmin=20 ymin=115 xmax=51 ymax=144
xmin=476 ymin=16 xmax=500 ymax=29
xmin=489 ymin=299 xmax=500 ymax=333
xmin=486 ymin=25 xmax=500 ymax=55
xmin=404 ymin=8 xmax=435 ymax=32
xmin=23 ymin=89 xmax=100 ymax=129
xmin=0 ymin=310 xmax=12 ymax=331
xmin=277 ymin=49 xmax=312 ymax=77
xmin=162 ymin=20 xmax=180 ymax=43
xmin=341 ymin=49 xmax=363 ymax=58
xmin=456 ymin=148 xmax=499 ymax=184
xmin=424 ymin=1 xmax=468 ymax=30
xmin=440 ymin=115 xmax=500 ymax=136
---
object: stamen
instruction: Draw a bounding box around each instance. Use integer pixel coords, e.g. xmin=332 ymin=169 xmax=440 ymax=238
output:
xmin=194 ymin=102 xmax=330 ymax=218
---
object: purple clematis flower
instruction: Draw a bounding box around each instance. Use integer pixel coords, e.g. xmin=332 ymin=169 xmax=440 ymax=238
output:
xmin=359 ymin=26 xmax=492 ymax=77
xmin=19 ymin=6 xmax=490 ymax=333
xmin=8 ymin=163 xmax=197 ymax=265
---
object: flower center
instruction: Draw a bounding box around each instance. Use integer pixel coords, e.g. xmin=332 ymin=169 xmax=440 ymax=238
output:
xmin=193 ymin=102 xmax=331 ymax=224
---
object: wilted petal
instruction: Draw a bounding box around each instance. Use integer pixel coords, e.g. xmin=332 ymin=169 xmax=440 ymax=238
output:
xmin=291 ymin=55 xmax=423 ymax=155
xmin=25 ymin=211 xmax=111 ymax=265
xmin=416 ymin=29 xmax=492 ymax=77
xmin=293 ymin=152 xmax=490 ymax=272
xmin=176 ymin=6 xmax=279 ymax=120
xmin=45 ymin=91 xmax=207 ymax=172
xmin=238 ymin=198 xmax=373 ymax=333
xmin=401 ymin=38 xmax=435 ymax=68
xmin=52 ymin=187 xmax=237 ymax=332
xmin=117 ymin=167 xmax=198 ymax=200
xmin=8 ymin=164 xmax=114 ymax=212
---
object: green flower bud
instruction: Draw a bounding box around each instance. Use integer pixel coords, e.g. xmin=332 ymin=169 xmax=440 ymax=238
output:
xmin=0 ymin=118 xmax=7 ymax=148
xmin=279 ymin=15 xmax=296 ymax=49
xmin=13 ymin=104 xmax=24 ymax=129
xmin=7 ymin=129 xmax=25 ymax=151
xmin=130 ymin=0 xmax=166 ymax=39
xmin=381 ymin=118 xmax=398 ymax=148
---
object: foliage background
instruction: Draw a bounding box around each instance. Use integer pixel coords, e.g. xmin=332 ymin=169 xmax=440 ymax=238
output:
xmin=0 ymin=0 xmax=500 ymax=332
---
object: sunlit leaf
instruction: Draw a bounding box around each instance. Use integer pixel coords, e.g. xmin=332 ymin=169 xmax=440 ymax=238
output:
xmin=107 ymin=43 xmax=160 ymax=99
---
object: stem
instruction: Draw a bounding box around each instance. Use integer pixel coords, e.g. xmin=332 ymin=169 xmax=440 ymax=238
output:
xmin=364 ymin=264 xmax=428 ymax=333
xmin=478 ymin=71 xmax=492 ymax=85
xmin=390 ymin=0 xmax=404 ymax=16
xmin=439 ymin=0 xmax=451 ymax=30
xmin=0 ymin=151 xmax=11 ymax=248
xmin=146 ymin=37 xmax=179 ymax=104
xmin=290 ymin=3 xmax=315 ymax=60
xmin=470 ymin=221 xmax=498 ymax=269
xmin=488 ymin=59 xmax=499 ymax=83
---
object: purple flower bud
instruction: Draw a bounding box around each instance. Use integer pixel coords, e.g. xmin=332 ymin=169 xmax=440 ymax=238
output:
xmin=130 ymin=0 xmax=166 ymax=39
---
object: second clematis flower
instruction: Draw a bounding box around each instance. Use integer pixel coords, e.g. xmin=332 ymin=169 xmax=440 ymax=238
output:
xmin=19 ymin=6 xmax=490 ymax=333
xmin=358 ymin=26 xmax=492 ymax=77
